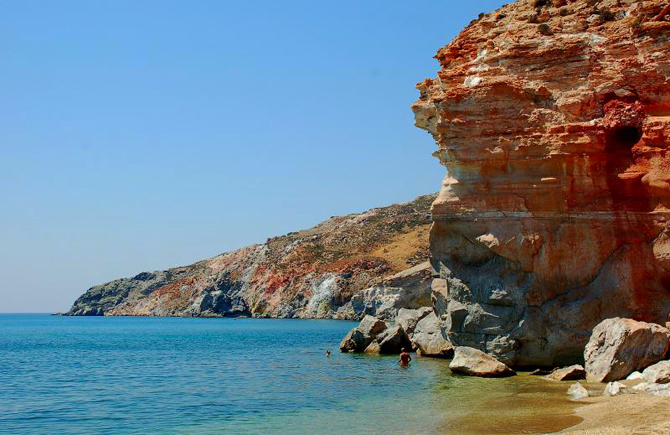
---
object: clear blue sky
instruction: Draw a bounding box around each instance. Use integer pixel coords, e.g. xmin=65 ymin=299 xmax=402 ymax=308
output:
xmin=0 ymin=0 xmax=506 ymax=312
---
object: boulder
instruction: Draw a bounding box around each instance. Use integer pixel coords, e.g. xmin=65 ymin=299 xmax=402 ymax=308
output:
xmin=584 ymin=318 xmax=670 ymax=382
xmin=603 ymin=381 xmax=630 ymax=396
xmin=358 ymin=315 xmax=388 ymax=337
xmin=626 ymin=371 xmax=644 ymax=381
xmin=411 ymin=312 xmax=454 ymax=358
xmin=546 ymin=365 xmax=586 ymax=381
xmin=339 ymin=328 xmax=366 ymax=353
xmin=633 ymin=382 xmax=670 ymax=397
xmin=449 ymin=346 xmax=516 ymax=378
xmin=364 ymin=325 xmax=412 ymax=355
xmin=396 ymin=307 xmax=433 ymax=336
xmin=339 ymin=315 xmax=387 ymax=352
xmin=642 ymin=360 xmax=670 ymax=384
xmin=567 ymin=382 xmax=589 ymax=400
xmin=363 ymin=340 xmax=381 ymax=354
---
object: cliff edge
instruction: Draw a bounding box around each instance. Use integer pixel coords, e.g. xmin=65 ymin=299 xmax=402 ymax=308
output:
xmin=413 ymin=0 xmax=670 ymax=367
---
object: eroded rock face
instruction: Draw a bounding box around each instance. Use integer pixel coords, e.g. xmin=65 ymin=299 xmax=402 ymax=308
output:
xmin=338 ymin=262 xmax=434 ymax=321
xmin=413 ymin=0 xmax=670 ymax=367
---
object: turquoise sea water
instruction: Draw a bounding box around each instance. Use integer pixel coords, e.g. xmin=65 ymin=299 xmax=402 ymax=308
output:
xmin=0 ymin=315 xmax=580 ymax=434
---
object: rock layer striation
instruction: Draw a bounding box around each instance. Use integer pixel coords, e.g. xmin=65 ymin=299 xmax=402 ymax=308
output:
xmin=413 ymin=0 xmax=670 ymax=367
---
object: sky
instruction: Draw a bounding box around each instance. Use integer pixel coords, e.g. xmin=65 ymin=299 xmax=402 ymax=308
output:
xmin=0 ymin=0 xmax=507 ymax=312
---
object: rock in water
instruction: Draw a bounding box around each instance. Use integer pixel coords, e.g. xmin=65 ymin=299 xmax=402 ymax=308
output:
xmin=449 ymin=346 xmax=516 ymax=377
xmin=411 ymin=312 xmax=454 ymax=358
xmin=626 ymin=371 xmax=644 ymax=381
xmin=357 ymin=315 xmax=388 ymax=338
xmin=340 ymin=315 xmax=387 ymax=352
xmin=546 ymin=365 xmax=586 ymax=381
xmin=642 ymin=360 xmax=670 ymax=384
xmin=567 ymin=382 xmax=589 ymax=401
xmin=584 ymin=318 xmax=670 ymax=382
xmin=364 ymin=325 xmax=413 ymax=355
xmin=603 ymin=382 xmax=630 ymax=397
xmin=413 ymin=0 xmax=670 ymax=367
xmin=339 ymin=329 xmax=367 ymax=353
xmin=396 ymin=307 xmax=433 ymax=337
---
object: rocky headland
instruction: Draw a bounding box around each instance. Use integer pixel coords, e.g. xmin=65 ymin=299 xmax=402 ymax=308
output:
xmin=413 ymin=0 xmax=670 ymax=369
xmin=67 ymin=194 xmax=435 ymax=319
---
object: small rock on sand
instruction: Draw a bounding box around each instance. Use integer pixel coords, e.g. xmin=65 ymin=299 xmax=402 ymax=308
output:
xmin=603 ymin=381 xmax=630 ymax=396
xmin=568 ymin=382 xmax=589 ymax=400
xmin=633 ymin=382 xmax=670 ymax=397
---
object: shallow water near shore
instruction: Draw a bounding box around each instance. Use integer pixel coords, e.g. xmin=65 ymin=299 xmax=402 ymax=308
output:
xmin=0 ymin=314 xmax=581 ymax=434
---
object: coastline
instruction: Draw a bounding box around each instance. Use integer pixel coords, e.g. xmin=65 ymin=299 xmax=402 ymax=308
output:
xmin=54 ymin=312 xmax=359 ymax=322
xmin=7 ymin=314 xmax=670 ymax=434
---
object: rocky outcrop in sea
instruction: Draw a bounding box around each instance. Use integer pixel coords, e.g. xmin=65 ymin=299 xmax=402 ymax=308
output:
xmin=412 ymin=0 xmax=670 ymax=368
xmin=67 ymin=195 xmax=436 ymax=319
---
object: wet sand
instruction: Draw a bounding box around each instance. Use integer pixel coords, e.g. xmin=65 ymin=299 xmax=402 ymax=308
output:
xmin=441 ymin=374 xmax=670 ymax=435
xmin=437 ymin=374 xmax=583 ymax=434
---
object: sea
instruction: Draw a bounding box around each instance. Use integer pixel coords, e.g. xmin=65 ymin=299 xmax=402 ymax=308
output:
xmin=0 ymin=314 xmax=582 ymax=434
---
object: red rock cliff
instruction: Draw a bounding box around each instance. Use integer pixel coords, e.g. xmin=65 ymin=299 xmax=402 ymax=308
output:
xmin=413 ymin=0 xmax=670 ymax=367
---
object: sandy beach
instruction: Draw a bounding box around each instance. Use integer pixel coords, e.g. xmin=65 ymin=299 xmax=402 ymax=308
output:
xmin=564 ymin=394 xmax=670 ymax=434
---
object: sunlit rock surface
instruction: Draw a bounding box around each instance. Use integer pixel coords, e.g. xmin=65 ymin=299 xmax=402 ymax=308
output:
xmin=68 ymin=195 xmax=435 ymax=319
xmin=413 ymin=0 xmax=670 ymax=367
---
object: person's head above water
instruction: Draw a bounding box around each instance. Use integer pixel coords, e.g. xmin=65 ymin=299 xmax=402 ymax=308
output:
xmin=401 ymin=348 xmax=407 ymax=353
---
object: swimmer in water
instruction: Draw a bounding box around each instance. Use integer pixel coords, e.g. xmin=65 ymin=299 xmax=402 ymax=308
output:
xmin=326 ymin=349 xmax=331 ymax=357
xmin=398 ymin=348 xmax=411 ymax=366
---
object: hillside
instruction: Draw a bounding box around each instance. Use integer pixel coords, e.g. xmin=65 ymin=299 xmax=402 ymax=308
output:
xmin=67 ymin=194 xmax=435 ymax=319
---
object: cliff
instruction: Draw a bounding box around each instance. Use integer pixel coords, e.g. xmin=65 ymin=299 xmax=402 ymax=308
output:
xmin=413 ymin=0 xmax=670 ymax=367
xmin=67 ymin=194 xmax=435 ymax=319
